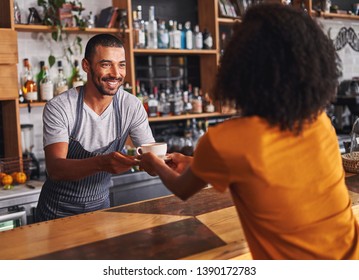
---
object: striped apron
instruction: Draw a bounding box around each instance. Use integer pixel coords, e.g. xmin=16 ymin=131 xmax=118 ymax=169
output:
xmin=36 ymin=87 xmax=128 ymax=222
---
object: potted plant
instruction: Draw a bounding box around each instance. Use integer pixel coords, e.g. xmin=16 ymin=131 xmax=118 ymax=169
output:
xmin=37 ymin=0 xmax=85 ymax=69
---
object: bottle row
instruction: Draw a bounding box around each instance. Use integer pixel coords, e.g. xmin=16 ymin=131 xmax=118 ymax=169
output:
xmin=19 ymin=59 xmax=85 ymax=103
xmin=132 ymin=5 xmax=213 ymax=50
xmin=135 ymin=81 xmax=215 ymax=118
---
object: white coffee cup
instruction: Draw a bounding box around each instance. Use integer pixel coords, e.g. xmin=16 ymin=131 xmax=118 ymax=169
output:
xmin=136 ymin=142 xmax=167 ymax=159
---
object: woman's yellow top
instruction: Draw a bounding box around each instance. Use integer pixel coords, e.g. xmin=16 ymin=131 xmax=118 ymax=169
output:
xmin=192 ymin=113 xmax=359 ymax=259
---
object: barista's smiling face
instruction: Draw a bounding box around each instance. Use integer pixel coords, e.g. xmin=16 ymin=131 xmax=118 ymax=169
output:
xmin=83 ymin=45 xmax=126 ymax=96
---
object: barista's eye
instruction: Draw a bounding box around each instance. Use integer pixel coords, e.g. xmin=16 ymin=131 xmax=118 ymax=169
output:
xmin=101 ymin=62 xmax=112 ymax=69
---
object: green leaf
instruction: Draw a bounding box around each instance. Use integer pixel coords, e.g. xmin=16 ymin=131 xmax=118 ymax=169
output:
xmin=51 ymin=31 xmax=58 ymax=41
xmin=48 ymin=55 xmax=56 ymax=68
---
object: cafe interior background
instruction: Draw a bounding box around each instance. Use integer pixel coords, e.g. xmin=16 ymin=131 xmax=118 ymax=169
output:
xmin=1 ymin=0 xmax=359 ymax=229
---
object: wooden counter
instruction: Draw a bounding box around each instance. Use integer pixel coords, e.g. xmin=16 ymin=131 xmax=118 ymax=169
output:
xmin=0 ymin=179 xmax=359 ymax=260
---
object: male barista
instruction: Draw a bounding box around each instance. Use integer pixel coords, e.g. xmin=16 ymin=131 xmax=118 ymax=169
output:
xmin=36 ymin=34 xmax=154 ymax=221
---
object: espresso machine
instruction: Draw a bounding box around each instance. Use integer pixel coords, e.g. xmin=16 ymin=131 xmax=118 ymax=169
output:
xmin=20 ymin=124 xmax=40 ymax=179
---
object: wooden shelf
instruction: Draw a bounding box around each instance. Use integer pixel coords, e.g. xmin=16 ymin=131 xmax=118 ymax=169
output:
xmin=311 ymin=11 xmax=359 ymax=20
xmin=148 ymin=112 xmax=235 ymax=122
xmin=19 ymin=102 xmax=46 ymax=108
xmin=217 ymin=17 xmax=241 ymax=24
xmin=19 ymin=102 xmax=235 ymax=122
xmin=133 ymin=49 xmax=217 ymax=55
xmin=14 ymin=24 xmax=129 ymax=34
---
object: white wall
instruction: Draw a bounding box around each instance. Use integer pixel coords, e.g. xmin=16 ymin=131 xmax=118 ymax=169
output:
xmin=317 ymin=18 xmax=359 ymax=81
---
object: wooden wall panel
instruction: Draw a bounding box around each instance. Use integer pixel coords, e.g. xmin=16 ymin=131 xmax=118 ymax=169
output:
xmin=0 ymin=65 xmax=19 ymax=100
xmin=0 ymin=29 xmax=18 ymax=64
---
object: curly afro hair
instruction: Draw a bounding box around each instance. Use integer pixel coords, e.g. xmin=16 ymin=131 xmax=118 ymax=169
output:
xmin=214 ymin=3 xmax=341 ymax=134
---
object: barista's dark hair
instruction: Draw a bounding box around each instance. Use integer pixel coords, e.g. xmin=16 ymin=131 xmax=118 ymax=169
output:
xmin=214 ymin=4 xmax=341 ymax=133
xmin=85 ymin=33 xmax=124 ymax=61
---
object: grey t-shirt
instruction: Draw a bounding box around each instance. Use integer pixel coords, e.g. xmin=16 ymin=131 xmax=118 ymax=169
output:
xmin=43 ymin=87 xmax=154 ymax=152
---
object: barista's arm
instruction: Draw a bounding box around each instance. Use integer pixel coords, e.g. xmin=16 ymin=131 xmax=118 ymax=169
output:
xmin=45 ymin=142 xmax=137 ymax=181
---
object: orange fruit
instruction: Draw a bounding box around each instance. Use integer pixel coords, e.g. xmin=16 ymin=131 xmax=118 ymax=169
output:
xmin=15 ymin=172 xmax=27 ymax=184
xmin=1 ymin=174 xmax=13 ymax=186
xmin=10 ymin=172 xmax=18 ymax=181
xmin=0 ymin=172 xmax=6 ymax=180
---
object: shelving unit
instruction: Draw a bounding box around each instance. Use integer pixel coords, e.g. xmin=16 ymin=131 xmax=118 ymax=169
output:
xmin=0 ymin=0 xmax=22 ymax=158
xmin=9 ymin=0 xmax=358 ymax=158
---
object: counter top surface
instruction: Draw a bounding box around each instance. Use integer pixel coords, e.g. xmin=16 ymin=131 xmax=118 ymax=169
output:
xmin=0 ymin=179 xmax=358 ymax=260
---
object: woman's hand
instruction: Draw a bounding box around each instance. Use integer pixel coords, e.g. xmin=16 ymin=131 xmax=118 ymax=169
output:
xmin=138 ymin=152 xmax=166 ymax=176
xmin=165 ymin=152 xmax=193 ymax=174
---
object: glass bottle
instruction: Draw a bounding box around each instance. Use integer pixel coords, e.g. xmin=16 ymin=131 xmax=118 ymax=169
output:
xmin=203 ymin=28 xmax=213 ymax=49
xmin=71 ymin=60 xmax=84 ymax=88
xmin=14 ymin=1 xmax=22 ymax=24
xmin=191 ymin=87 xmax=203 ymax=114
xmin=350 ymin=117 xmax=359 ymax=153
xmin=177 ymin=23 xmax=185 ymax=49
xmin=22 ymin=58 xmax=38 ymax=102
xmin=36 ymin=61 xmax=45 ymax=98
xmin=55 ymin=60 xmax=69 ymax=96
xmin=147 ymin=6 xmax=158 ymax=49
xmin=193 ymin=25 xmax=203 ymax=49
xmin=40 ymin=65 xmax=54 ymax=101
xmin=135 ymin=80 xmax=144 ymax=103
xmin=141 ymin=83 xmax=149 ymax=114
xmin=148 ymin=86 xmax=159 ymax=117
xmin=132 ymin=9 xmax=140 ymax=48
xmin=158 ymin=20 xmax=169 ymax=49
xmin=184 ymin=21 xmax=193 ymax=50
xmin=172 ymin=21 xmax=182 ymax=49
xmin=183 ymin=84 xmax=193 ymax=114
xmin=168 ymin=20 xmax=174 ymax=49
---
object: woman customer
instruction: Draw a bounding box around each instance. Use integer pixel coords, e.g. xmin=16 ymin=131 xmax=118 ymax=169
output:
xmin=138 ymin=4 xmax=359 ymax=259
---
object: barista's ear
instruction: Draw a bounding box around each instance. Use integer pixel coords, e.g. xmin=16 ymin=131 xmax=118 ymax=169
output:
xmin=82 ymin=58 xmax=90 ymax=73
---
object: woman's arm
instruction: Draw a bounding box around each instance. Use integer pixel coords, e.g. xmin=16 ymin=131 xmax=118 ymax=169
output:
xmin=139 ymin=152 xmax=207 ymax=200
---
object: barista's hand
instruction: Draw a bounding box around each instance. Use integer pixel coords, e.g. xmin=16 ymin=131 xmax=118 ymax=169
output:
xmin=101 ymin=152 xmax=138 ymax=174
xmin=165 ymin=152 xmax=193 ymax=174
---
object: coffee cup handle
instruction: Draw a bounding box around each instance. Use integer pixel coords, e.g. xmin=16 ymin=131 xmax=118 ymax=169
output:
xmin=136 ymin=147 xmax=143 ymax=155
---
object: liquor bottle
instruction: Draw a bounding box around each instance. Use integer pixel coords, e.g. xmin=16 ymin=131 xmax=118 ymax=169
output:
xmin=141 ymin=83 xmax=149 ymax=114
xmin=135 ymin=80 xmax=144 ymax=104
xmin=22 ymin=58 xmax=38 ymax=102
xmin=191 ymin=87 xmax=203 ymax=114
xmin=55 ymin=60 xmax=69 ymax=96
xmin=220 ymin=32 xmax=227 ymax=56
xmin=132 ymin=9 xmax=140 ymax=48
xmin=184 ymin=21 xmax=193 ymax=50
xmin=148 ymin=86 xmax=159 ymax=117
xmin=183 ymin=84 xmax=193 ymax=114
xmin=158 ymin=20 xmax=169 ymax=49
xmin=71 ymin=60 xmax=84 ymax=87
xmin=193 ymin=25 xmax=203 ymax=49
xmin=203 ymin=28 xmax=213 ymax=49
xmin=203 ymin=92 xmax=215 ymax=113
xmin=36 ymin=61 xmax=45 ymax=98
xmin=14 ymin=1 xmax=22 ymax=24
xmin=147 ymin=6 xmax=158 ymax=49
xmin=40 ymin=65 xmax=54 ymax=101
xmin=177 ymin=23 xmax=185 ymax=49
xmin=172 ymin=21 xmax=182 ymax=49
xmin=168 ymin=20 xmax=174 ymax=49
xmin=133 ymin=6 xmax=145 ymax=48
xmin=158 ymin=91 xmax=170 ymax=116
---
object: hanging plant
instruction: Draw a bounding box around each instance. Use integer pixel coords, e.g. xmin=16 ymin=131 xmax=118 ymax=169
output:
xmin=37 ymin=0 xmax=85 ymax=68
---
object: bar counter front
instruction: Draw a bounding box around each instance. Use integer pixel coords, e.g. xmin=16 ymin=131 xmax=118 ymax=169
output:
xmin=1 ymin=177 xmax=359 ymax=260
